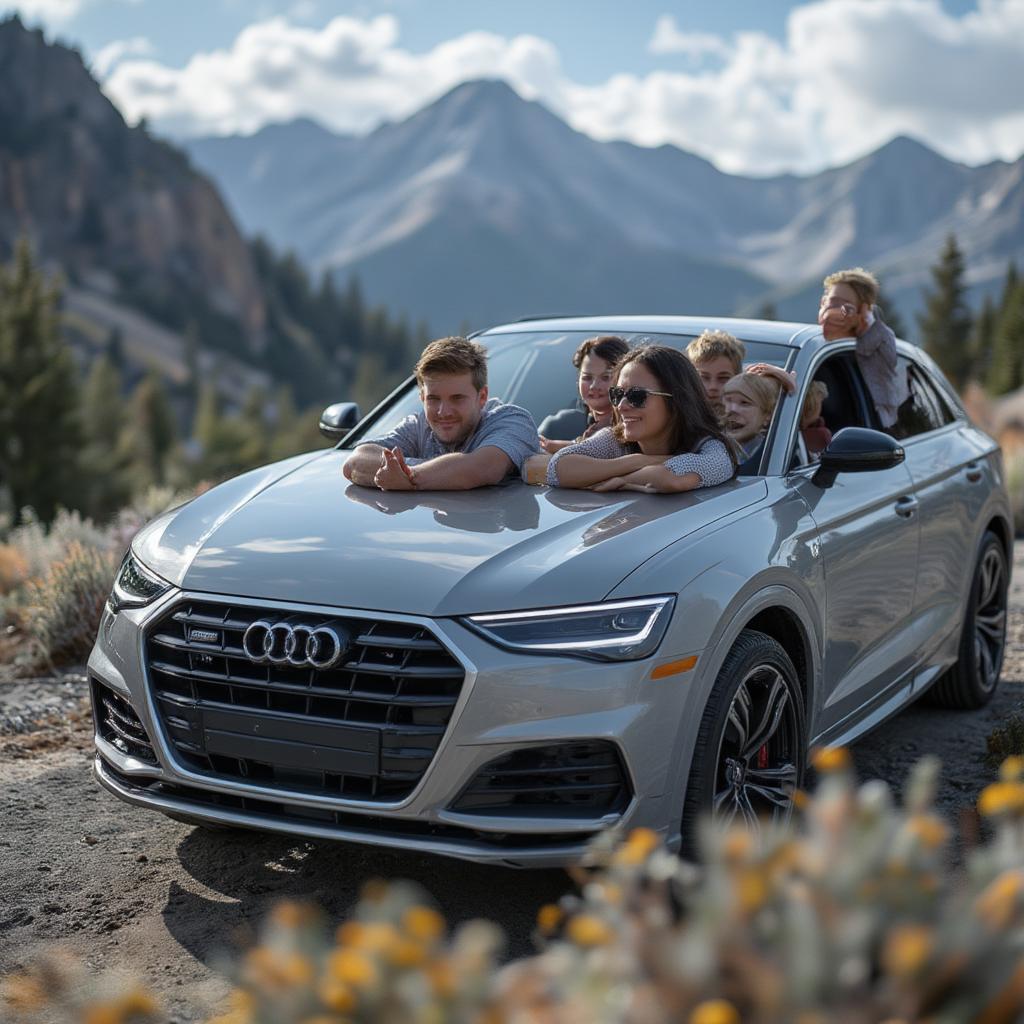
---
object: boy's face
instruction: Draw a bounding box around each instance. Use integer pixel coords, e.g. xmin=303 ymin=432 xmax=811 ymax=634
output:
xmin=696 ymin=356 xmax=738 ymax=413
xmin=420 ymin=372 xmax=488 ymax=445
xmin=819 ymin=283 xmax=870 ymax=341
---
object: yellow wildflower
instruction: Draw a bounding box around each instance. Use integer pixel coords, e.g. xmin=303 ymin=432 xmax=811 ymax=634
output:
xmin=975 ymin=870 xmax=1024 ymax=929
xmin=689 ymin=998 xmax=741 ymax=1024
xmin=906 ymin=814 xmax=949 ymax=849
xmin=536 ymin=903 xmax=563 ymax=934
xmin=614 ymin=827 xmax=661 ymax=865
xmin=566 ymin=914 xmax=614 ymax=947
xmin=978 ymin=781 xmax=1024 ymax=817
xmin=737 ymin=869 xmax=769 ymax=913
xmin=722 ymin=828 xmax=753 ymax=864
xmin=387 ymin=938 xmax=428 ymax=968
xmin=336 ymin=921 xmax=401 ymax=954
xmin=792 ymin=788 xmax=809 ymax=810
xmin=242 ymin=948 xmax=313 ymax=989
xmin=428 ymin=960 xmax=457 ymax=999
xmin=882 ymin=925 xmax=932 ymax=978
xmin=810 ymin=746 xmax=851 ymax=773
xmin=317 ymin=977 xmax=357 ymax=1013
xmin=270 ymin=901 xmax=316 ymax=929
xmin=326 ymin=948 xmax=378 ymax=989
xmin=1000 ymin=756 xmax=1024 ymax=781
xmin=402 ymin=905 xmax=445 ymax=944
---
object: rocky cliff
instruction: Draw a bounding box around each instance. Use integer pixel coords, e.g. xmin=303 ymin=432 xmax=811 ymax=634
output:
xmin=0 ymin=16 xmax=266 ymax=346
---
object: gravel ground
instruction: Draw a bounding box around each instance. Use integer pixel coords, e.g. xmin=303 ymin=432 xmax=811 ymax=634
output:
xmin=2 ymin=545 xmax=1023 ymax=1021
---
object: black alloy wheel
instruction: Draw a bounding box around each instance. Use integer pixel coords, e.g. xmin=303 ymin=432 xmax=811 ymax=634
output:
xmin=682 ymin=629 xmax=806 ymax=851
xmin=928 ymin=530 xmax=1008 ymax=709
xmin=713 ymin=662 xmax=802 ymax=828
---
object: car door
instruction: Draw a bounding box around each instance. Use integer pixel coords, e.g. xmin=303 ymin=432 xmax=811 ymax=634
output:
xmin=895 ymin=356 xmax=994 ymax=664
xmin=786 ymin=349 xmax=920 ymax=735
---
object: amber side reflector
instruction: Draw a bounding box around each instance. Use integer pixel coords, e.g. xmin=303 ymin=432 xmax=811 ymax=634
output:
xmin=650 ymin=655 xmax=698 ymax=680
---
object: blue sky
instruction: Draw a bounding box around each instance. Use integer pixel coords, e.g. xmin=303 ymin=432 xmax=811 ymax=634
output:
xmin=6 ymin=0 xmax=1022 ymax=174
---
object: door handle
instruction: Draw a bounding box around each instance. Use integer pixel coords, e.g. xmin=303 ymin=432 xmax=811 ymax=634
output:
xmin=895 ymin=496 xmax=919 ymax=518
xmin=965 ymin=461 xmax=983 ymax=483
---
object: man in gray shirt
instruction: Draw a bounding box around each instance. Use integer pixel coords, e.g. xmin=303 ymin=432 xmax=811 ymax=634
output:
xmin=343 ymin=336 xmax=540 ymax=491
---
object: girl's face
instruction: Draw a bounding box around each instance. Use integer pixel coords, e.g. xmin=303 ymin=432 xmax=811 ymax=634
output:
xmin=724 ymin=389 xmax=769 ymax=443
xmin=578 ymin=353 xmax=615 ymax=415
xmin=614 ymin=361 xmax=673 ymax=451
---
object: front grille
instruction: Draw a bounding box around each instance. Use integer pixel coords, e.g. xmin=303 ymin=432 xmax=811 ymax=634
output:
xmin=144 ymin=600 xmax=465 ymax=802
xmin=92 ymin=678 xmax=158 ymax=765
xmin=98 ymin=757 xmax=599 ymax=852
xmin=450 ymin=741 xmax=631 ymax=818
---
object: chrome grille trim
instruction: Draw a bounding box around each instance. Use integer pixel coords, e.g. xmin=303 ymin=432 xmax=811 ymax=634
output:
xmin=143 ymin=599 xmax=466 ymax=802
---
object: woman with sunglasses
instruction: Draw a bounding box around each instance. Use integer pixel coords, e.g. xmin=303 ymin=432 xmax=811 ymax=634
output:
xmin=544 ymin=345 xmax=736 ymax=493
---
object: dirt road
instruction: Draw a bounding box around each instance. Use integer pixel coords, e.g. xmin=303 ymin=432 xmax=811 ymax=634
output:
xmin=3 ymin=546 xmax=1024 ymax=1021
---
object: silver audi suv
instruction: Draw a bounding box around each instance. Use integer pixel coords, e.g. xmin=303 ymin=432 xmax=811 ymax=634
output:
xmin=89 ymin=316 xmax=1012 ymax=866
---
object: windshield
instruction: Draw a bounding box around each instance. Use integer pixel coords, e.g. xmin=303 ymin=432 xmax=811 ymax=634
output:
xmin=343 ymin=330 xmax=794 ymax=447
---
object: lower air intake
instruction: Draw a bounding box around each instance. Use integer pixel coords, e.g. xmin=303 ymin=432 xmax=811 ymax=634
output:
xmin=92 ymin=678 xmax=158 ymax=765
xmin=450 ymin=741 xmax=631 ymax=818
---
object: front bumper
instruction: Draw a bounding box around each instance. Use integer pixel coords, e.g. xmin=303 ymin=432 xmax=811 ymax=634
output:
xmin=89 ymin=590 xmax=702 ymax=867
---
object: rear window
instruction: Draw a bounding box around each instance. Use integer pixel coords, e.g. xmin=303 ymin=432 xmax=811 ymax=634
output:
xmin=344 ymin=331 xmax=793 ymax=447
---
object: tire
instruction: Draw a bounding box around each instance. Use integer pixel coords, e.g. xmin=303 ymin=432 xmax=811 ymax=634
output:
xmin=681 ymin=629 xmax=806 ymax=853
xmin=927 ymin=531 xmax=1008 ymax=709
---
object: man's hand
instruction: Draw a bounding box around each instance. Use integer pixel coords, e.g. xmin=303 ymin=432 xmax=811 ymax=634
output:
xmin=374 ymin=448 xmax=416 ymax=491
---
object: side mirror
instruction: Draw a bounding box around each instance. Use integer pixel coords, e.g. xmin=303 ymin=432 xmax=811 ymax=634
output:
xmin=319 ymin=402 xmax=361 ymax=441
xmin=812 ymin=427 xmax=905 ymax=489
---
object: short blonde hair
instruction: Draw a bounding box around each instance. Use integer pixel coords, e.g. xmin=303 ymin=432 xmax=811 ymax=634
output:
xmin=823 ymin=268 xmax=879 ymax=308
xmin=686 ymin=330 xmax=745 ymax=375
xmin=802 ymin=380 xmax=829 ymax=417
xmin=722 ymin=372 xmax=780 ymax=417
xmin=415 ymin=336 xmax=488 ymax=391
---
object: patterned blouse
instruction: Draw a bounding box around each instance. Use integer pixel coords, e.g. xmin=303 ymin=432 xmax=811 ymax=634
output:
xmin=545 ymin=427 xmax=735 ymax=488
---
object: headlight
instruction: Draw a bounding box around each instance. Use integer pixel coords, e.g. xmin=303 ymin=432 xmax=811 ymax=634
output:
xmin=108 ymin=552 xmax=172 ymax=613
xmin=464 ymin=596 xmax=675 ymax=662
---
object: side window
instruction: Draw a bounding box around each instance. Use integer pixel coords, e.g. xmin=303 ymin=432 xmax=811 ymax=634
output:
xmin=895 ymin=357 xmax=956 ymax=438
xmin=790 ymin=351 xmax=874 ymax=468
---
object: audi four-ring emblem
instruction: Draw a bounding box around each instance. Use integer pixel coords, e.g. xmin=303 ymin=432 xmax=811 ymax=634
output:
xmin=242 ymin=620 xmax=348 ymax=669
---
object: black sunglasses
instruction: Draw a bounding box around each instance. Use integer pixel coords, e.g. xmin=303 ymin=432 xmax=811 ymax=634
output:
xmin=608 ymin=385 xmax=673 ymax=409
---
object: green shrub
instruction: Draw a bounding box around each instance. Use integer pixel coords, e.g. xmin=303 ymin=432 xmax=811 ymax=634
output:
xmin=22 ymin=541 xmax=118 ymax=667
xmin=9 ymin=752 xmax=1024 ymax=1022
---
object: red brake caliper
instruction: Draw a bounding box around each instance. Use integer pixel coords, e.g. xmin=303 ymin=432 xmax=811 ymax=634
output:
xmin=756 ymin=744 xmax=769 ymax=770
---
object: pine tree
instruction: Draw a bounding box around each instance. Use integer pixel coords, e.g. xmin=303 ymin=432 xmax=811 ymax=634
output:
xmin=79 ymin=356 xmax=132 ymax=518
xmin=123 ymin=372 xmax=177 ymax=489
xmin=917 ymin=234 xmax=973 ymax=390
xmin=971 ymin=295 xmax=997 ymax=386
xmin=0 ymin=239 xmax=81 ymax=521
xmin=988 ymin=282 xmax=1024 ymax=397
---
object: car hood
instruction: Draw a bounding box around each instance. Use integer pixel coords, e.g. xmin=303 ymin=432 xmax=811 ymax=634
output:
xmin=134 ymin=449 xmax=767 ymax=616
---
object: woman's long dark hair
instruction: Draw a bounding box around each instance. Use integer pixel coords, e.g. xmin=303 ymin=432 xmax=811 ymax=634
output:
xmin=611 ymin=345 xmax=737 ymax=466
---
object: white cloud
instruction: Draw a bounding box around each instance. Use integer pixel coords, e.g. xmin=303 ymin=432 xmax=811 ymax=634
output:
xmin=6 ymin=0 xmax=84 ymax=22
xmin=92 ymin=35 xmax=153 ymax=78
xmin=648 ymin=15 xmax=730 ymax=60
xmin=99 ymin=1 xmax=1024 ymax=174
